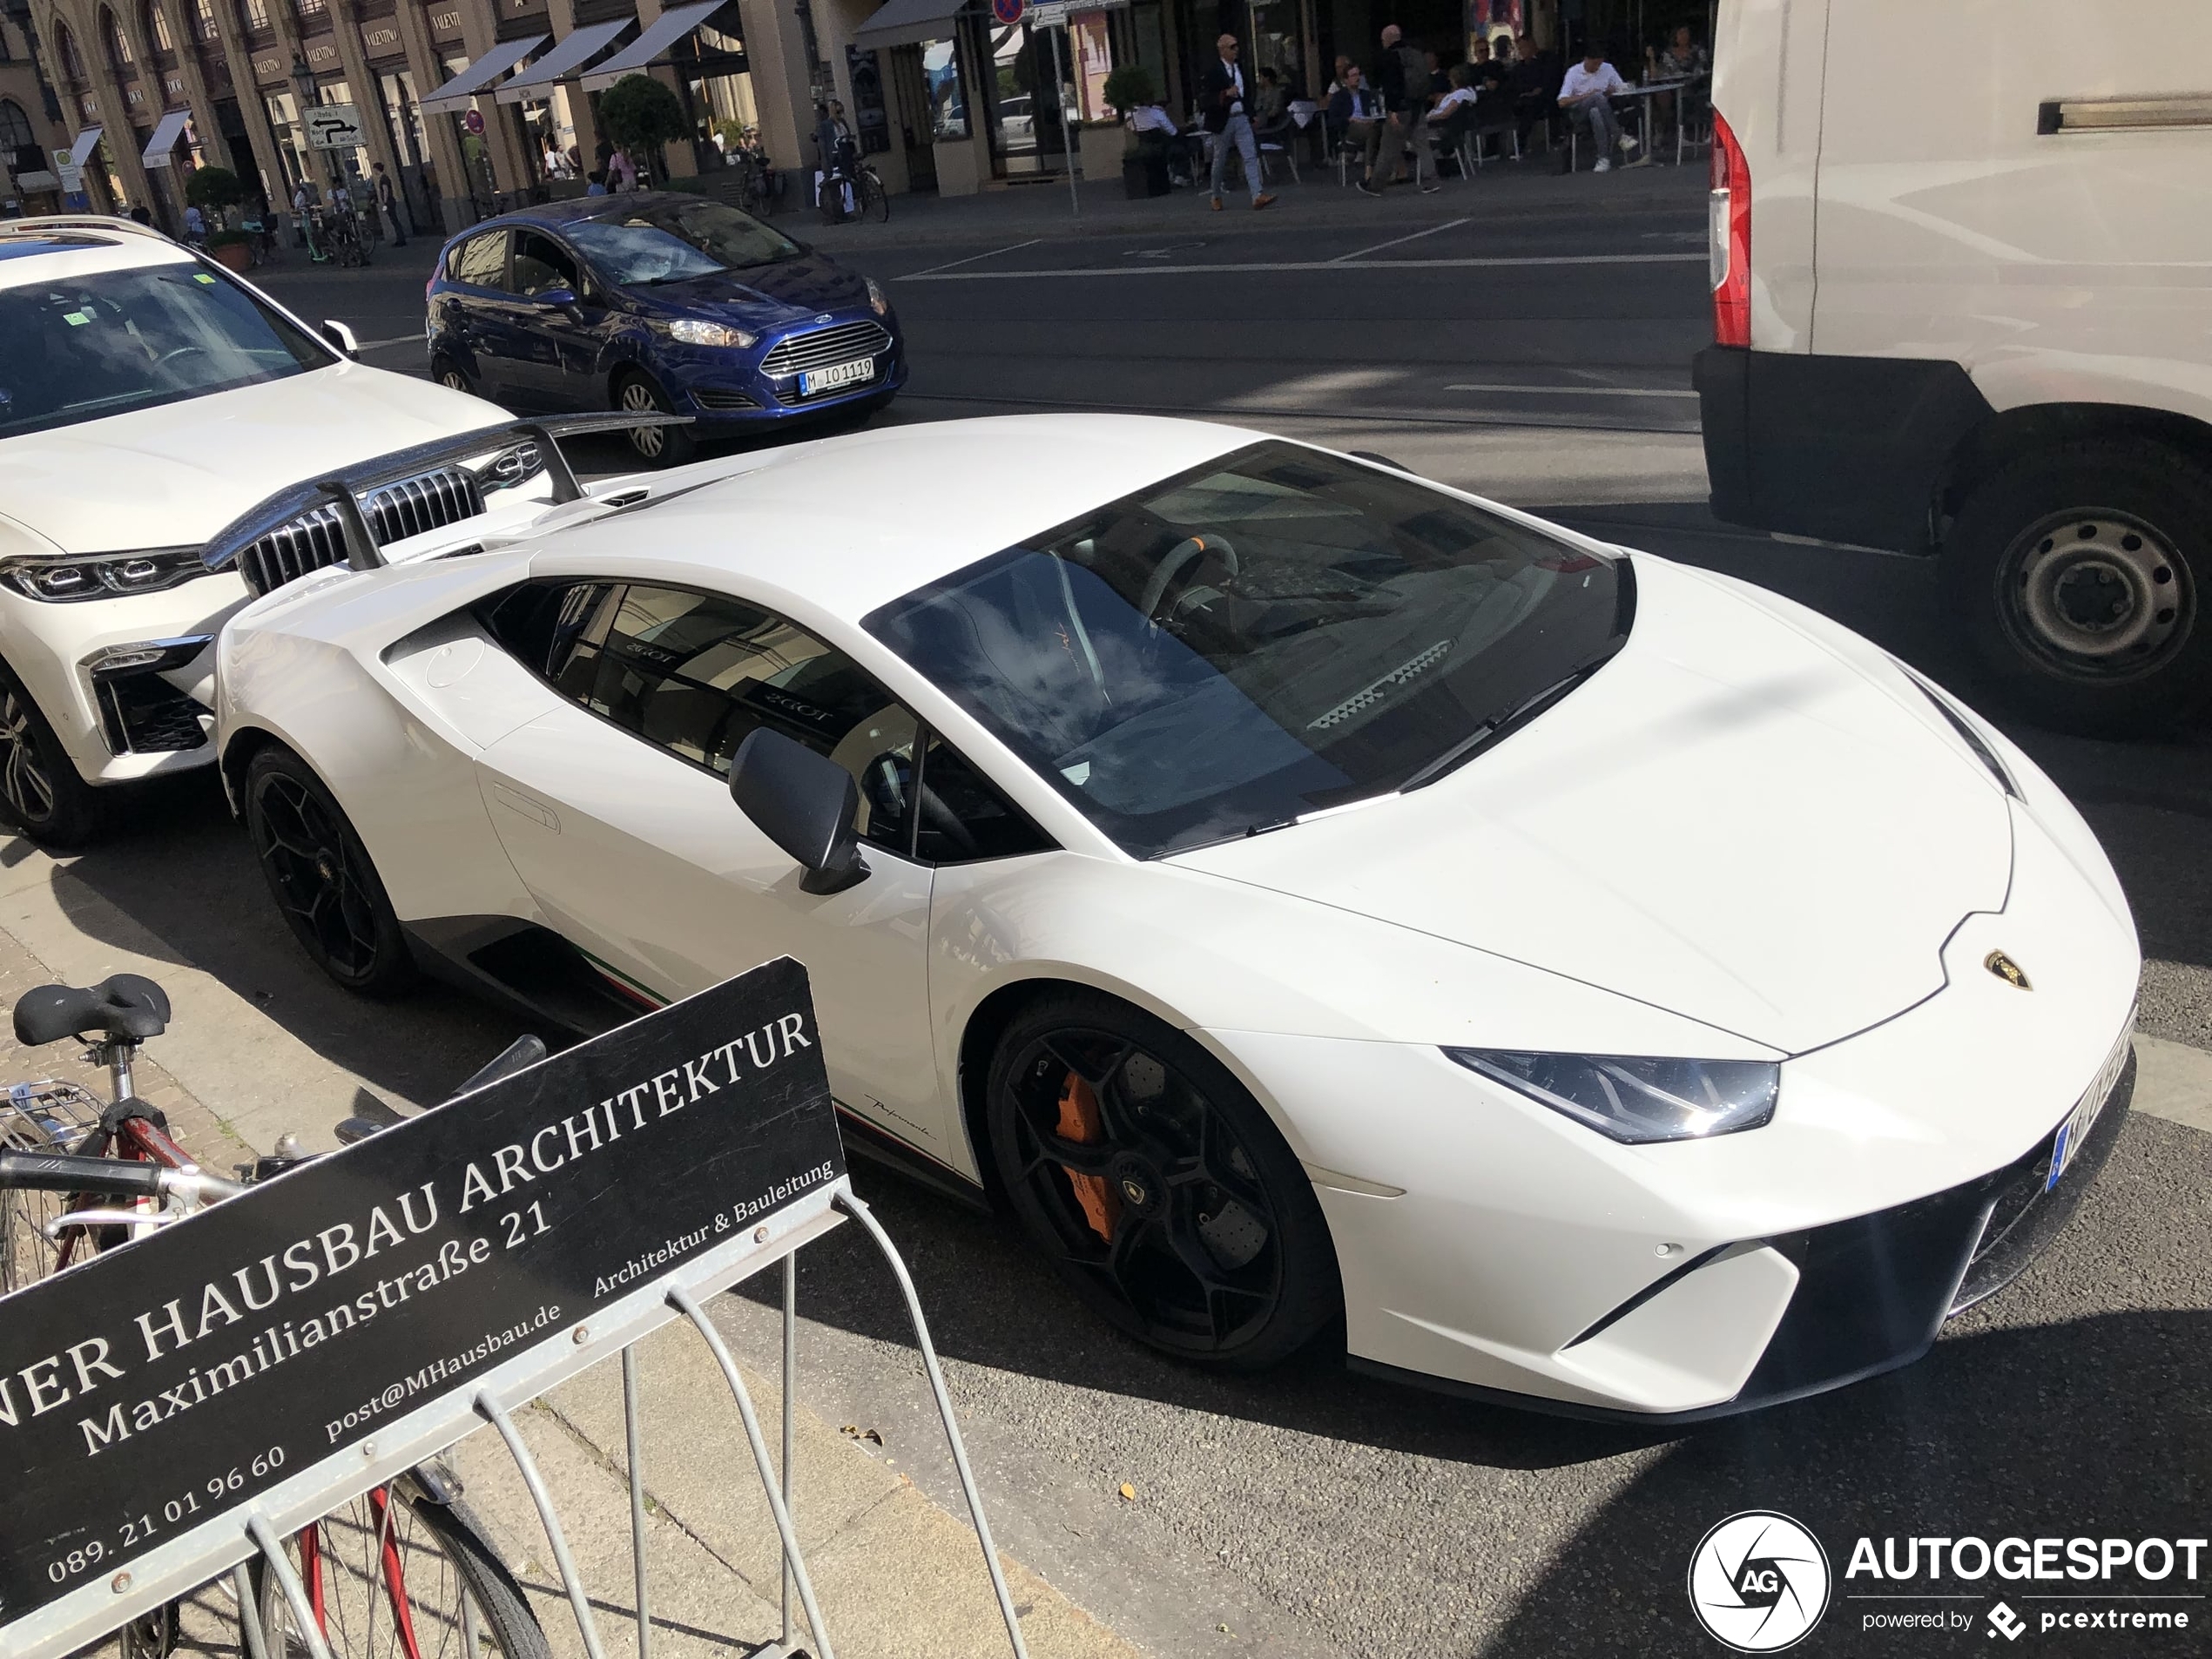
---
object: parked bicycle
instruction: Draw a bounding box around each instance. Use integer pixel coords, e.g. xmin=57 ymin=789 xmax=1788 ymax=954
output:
xmin=239 ymin=212 xmax=279 ymax=266
xmin=0 ymin=975 xmax=551 ymax=1659
xmin=818 ymin=156 xmax=889 ymax=225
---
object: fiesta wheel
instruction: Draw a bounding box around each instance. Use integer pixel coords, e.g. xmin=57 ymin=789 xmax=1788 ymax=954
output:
xmin=244 ymin=745 xmax=416 ymax=996
xmin=431 ymin=356 xmax=473 ymax=395
xmin=614 ymin=371 xmax=697 ymax=468
xmin=987 ymin=992 xmax=1339 ymax=1369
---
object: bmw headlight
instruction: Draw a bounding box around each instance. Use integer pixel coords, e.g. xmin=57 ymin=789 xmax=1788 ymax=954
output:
xmin=866 ymin=276 xmax=891 ymax=317
xmin=0 ymin=548 xmax=212 ymax=603
xmin=1446 ymin=1049 xmax=1780 ymax=1143
xmin=666 ymin=318 xmax=758 ymax=348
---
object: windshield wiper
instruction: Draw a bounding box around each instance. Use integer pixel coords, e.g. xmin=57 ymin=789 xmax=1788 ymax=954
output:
xmin=1397 ymin=652 xmax=1616 ymax=793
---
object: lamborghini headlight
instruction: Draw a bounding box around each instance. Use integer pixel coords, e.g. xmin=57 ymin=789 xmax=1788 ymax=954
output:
xmin=866 ymin=276 xmax=891 ymax=316
xmin=0 ymin=547 xmax=212 ymax=603
xmin=1446 ymin=1049 xmax=1780 ymax=1143
xmin=665 ymin=318 xmax=758 ymax=348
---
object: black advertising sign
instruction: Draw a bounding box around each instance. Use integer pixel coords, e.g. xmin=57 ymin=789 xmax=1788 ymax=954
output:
xmin=0 ymin=958 xmax=842 ymax=1632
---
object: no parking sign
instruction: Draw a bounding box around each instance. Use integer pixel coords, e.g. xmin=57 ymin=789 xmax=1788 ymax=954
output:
xmin=990 ymin=0 xmax=1025 ymax=24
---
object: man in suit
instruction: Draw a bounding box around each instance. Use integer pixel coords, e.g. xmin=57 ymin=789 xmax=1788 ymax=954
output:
xmin=1201 ymin=33 xmax=1276 ymax=212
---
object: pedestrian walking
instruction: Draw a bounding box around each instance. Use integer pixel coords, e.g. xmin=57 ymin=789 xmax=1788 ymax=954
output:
xmin=371 ymin=161 xmax=408 ymax=246
xmin=1202 ymin=32 xmax=1276 ymax=212
xmin=1371 ymin=24 xmax=1441 ymax=192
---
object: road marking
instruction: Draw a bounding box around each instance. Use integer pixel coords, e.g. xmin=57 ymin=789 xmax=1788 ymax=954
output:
xmin=894 ymin=252 xmax=1706 ymax=281
xmin=1444 ymin=381 xmax=1701 ymax=398
xmin=1331 ymin=216 xmax=1472 ymax=263
xmin=901 ymin=237 xmax=1042 ymax=278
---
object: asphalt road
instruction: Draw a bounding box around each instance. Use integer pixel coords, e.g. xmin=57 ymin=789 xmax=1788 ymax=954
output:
xmin=204 ymin=179 xmax=2212 ymax=1656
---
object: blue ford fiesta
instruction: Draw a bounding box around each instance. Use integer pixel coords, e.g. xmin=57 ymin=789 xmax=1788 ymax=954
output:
xmin=426 ymin=192 xmax=905 ymax=466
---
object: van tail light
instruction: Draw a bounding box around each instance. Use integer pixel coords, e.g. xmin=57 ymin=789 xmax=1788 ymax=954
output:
xmin=1709 ymin=109 xmax=1751 ymax=347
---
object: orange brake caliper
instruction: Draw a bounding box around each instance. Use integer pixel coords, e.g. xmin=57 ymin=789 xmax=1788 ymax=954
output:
xmin=1056 ymin=1071 xmax=1123 ymax=1243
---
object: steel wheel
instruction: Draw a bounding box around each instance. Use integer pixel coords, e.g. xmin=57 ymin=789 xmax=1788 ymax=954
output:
xmin=1001 ymin=1025 xmax=1289 ymax=1355
xmin=1999 ymin=509 xmax=2194 ymax=682
xmin=245 ymin=748 xmax=415 ymax=995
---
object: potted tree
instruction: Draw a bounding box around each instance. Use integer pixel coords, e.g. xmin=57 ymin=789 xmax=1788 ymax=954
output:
xmin=185 ymin=166 xmax=254 ymax=271
xmin=1103 ymin=66 xmax=1170 ymax=199
xmin=598 ymin=74 xmax=692 ymax=192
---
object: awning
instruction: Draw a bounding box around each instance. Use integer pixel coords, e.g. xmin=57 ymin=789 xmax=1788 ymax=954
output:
xmin=140 ymin=108 xmax=192 ymax=168
xmin=66 ymin=127 xmax=105 ymax=166
xmin=580 ymin=0 xmax=719 ymax=91
xmin=852 ymin=0 xmax=966 ymax=50
xmin=496 ymin=17 xmax=634 ymax=103
xmin=419 ymin=34 xmax=548 ymax=115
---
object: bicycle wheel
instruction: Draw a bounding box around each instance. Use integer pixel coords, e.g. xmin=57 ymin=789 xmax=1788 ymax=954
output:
xmin=1 ymin=1080 xmax=103 ymax=1291
xmin=249 ymin=1487 xmax=550 ymax=1659
xmin=864 ymin=170 xmax=889 ymax=222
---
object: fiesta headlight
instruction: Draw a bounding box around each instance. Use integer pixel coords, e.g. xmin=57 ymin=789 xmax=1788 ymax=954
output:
xmin=0 ymin=547 xmax=212 ymax=603
xmin=666 ymin=318 xmax=758 ymax=348
xmin=866 ymin=276 xmax=891 ymax=316
xmin=1446 ymin=1049 xmax=1780 ymax=1144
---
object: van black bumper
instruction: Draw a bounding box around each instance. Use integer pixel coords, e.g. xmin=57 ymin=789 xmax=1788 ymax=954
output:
xmin=1694 ymin=345 xmax=1995 ymax=552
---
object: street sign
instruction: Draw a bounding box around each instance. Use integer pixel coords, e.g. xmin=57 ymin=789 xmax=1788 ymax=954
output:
xmin=51 ymin=148 xmax=84 ymax=192
xmin=462 ymin=108 xmax=485 ymax=135
xmin=305 ymin=103 xmax=367 ymax=150
xmin=989 ymin=0 xmax=1025 ymax=24
xmin=1029 ymin=1 xmax=1069 ymax=22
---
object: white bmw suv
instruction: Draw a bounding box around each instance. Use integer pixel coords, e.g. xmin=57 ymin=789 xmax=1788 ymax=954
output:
xmin=0 ymin=216 xmax=519 ymax=845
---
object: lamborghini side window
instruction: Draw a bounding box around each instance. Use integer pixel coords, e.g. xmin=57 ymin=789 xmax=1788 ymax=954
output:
xmin=915 ymin=734 xmax=1053 ymax=864
xmin=550 ymin=582 xmax=920 ymax=854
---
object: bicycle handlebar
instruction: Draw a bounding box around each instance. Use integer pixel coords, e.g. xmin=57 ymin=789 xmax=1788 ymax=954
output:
xmin=0 ymin=1149 xmax=165 ymax=1197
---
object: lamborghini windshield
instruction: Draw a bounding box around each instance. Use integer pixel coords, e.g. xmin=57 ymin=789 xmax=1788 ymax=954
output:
xmin=864 ymin=442 xmax=1632 ymax=859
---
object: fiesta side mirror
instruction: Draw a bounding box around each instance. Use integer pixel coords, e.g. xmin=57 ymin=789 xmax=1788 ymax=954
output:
xmin=320 ymin=319 xmax=360 ymax=357
xmin=531 ymin=285 xmax=578 ymax=309
xmin=728 ymin=728 xmax=870 ymax=895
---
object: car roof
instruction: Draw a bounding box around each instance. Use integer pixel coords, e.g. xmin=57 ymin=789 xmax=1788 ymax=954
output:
xmin=447 ymin=191 xmax=739 ymax=243
xmin=531 ymin=414 xmax=1262 ymax=621
xmin=0 ymin=223 xmax=195 ymax=290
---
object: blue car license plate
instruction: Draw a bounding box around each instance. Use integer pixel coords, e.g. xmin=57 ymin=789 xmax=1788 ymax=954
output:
xmin=801 ymin=358 xmax=874 ymax=397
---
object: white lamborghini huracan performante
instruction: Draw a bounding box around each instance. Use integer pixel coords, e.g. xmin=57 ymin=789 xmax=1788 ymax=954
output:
xmin=212 ymin=415 xmax=2141 ymax=1420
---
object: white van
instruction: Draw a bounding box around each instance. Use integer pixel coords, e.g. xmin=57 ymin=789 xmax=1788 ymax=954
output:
xmin=1692 ymin=1 xmax=2212 ymax=735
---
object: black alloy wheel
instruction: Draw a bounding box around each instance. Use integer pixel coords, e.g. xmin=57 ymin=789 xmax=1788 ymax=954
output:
xmin=988 ymin=993 xmax=1339 ymax=1369
xmin=245 ymin=747 xmax=416 ymax=996
xmin=0 ymin=666 xmax=104 ymax=846
xmin=614 ymin=371 xmax=698 ymax=468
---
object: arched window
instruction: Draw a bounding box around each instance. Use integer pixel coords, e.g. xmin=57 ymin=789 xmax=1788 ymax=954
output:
xmin=194 ymin=0 xmax=218 ymax=40
xmin=236 ymin=0 xmax=267 ymax=32
xmin=0 ymin=99 xmax=35 ymax=151
xmin=56 ymin=18 xmax=87 ymax=82
xmin=101 ymin=6 xmax=133 ymax=69
xmin=145 ymin=1 xmax=173 ymax=55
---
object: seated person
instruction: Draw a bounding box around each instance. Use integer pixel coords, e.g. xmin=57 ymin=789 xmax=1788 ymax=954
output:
xmin=1328 ymin=64 xmax=1386 ymax=185
xmin=1254 ymin=66 xmax=1289 ymax=127
xmin=1127 ymin=101 xmax=1202 ymax=183
xmin=1429 ymin=65 xmax=1482 ymax=154
xmin=1558 ymin=44 xmax=1635 ymax=170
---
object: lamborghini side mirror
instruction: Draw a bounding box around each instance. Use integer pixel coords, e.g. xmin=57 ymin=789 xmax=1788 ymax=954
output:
xmin=728 ymin=728 xmax=869 ymax=894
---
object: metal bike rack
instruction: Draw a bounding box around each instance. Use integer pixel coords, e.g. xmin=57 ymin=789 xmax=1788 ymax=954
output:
xmin=17 ymin=1180 xmax=1028 ymax=1659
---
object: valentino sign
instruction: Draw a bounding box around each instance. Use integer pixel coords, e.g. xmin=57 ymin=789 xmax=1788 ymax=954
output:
xmin=0 ymin=958 xmax=845 ymax=1636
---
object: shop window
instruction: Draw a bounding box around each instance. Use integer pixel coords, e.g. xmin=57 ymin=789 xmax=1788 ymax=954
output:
xmin=921 ymin=37 xmax=967 ymax=138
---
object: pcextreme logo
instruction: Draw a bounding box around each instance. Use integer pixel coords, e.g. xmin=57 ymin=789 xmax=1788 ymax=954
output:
xmin=1689 ymin=1511 xmax=1833 ymax=1652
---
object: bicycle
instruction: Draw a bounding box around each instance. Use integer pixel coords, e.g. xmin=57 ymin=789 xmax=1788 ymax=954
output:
xmin=319 ymin=202 xmax=373 ymax=268
xmin=818 ymin=157 xmax=889 ymax=226
xmin=0 ymin=975 xmax=552 ymax=1659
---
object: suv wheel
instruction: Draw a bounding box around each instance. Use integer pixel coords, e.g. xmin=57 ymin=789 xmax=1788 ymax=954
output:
xmin=0 ymin=666 xmax=104 ymax=847
xmin=1945 ymin=438 xmax=2212 ymax=735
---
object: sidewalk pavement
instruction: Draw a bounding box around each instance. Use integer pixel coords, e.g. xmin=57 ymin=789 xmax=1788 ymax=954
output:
xmin=798 ymin=155 xmax=1703 ymax=255
xmin=0 ymin=858 xmax=1139 ymax=1659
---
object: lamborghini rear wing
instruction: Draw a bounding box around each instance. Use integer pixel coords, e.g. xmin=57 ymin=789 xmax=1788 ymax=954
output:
xmin=199 ymin=411 xmax=691 ymax=591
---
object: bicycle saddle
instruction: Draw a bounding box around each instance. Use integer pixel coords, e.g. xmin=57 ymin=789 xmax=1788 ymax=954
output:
xmin=12 ymin=974 xmax=172 ymax=1046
